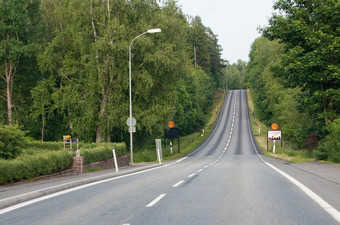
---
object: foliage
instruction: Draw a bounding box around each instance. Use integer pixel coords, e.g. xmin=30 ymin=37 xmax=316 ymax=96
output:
xmin=0 ymin=0 xmax=43 ymax=125
xmin=0 ymin=140 xmax=126 ymax=184
xmin=0 ymin=0 xmax=225 ymax=153
xmin=80 ymin=142 xmax=126 ymax=164
xmin=245 ymin=36 xmax=312 ymax=148
xmin=261 ymin=0 xmax=340 ymax=134
xmin=315 ymin=119 xmax=340 ymax=162
xmin=0 ymin=125 xmax=26 ymax=159
xmin=0 ymin=151 xmax=73 ymax=184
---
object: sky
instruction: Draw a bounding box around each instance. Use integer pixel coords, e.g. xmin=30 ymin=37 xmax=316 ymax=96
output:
xmin=175 ymin=0 xmax=275 ymax=64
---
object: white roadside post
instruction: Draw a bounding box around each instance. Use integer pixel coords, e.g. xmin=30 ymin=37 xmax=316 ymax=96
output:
xmin=273 ymin=140 xmax=276 ymax=154
xmin=170 ymin=141 xmax=173 ymax=155
xmin=157 ymin=149 xmax=162 ymax=164
xmin=112 ymin=148 xmax=119 ymax=173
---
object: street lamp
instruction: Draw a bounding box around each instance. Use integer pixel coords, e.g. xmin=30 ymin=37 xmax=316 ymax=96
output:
xmin=128 ymin=28 xmax=161 ymax=166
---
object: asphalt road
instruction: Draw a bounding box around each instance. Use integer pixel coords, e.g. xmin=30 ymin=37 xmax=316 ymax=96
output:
xmin=1 ymin=90 xmax=339 ymax=225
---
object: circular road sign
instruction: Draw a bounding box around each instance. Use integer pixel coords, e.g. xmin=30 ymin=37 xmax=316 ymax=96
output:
xmin=168 ymin=121 xmax=175 ymax=128
xmin=126 ymin=117 xmax=136 ymax=127
xmin=271 ymin=123 xmax=279 ymax=130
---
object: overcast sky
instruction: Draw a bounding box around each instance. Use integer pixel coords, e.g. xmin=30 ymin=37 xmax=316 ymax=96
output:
xmin=175 ymin=0 xmax=275 ymax=64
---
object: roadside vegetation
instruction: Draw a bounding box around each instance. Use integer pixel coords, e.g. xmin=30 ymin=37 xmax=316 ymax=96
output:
xmin=244 ymin=0 xmax=340 ymax=164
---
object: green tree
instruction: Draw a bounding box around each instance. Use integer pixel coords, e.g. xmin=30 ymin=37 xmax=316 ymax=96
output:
xmin=0 ymin=124 xmax=26 ymax=159
xmin=316 ymin=119 xmax=340 ymax=162
xmin=0 ymin=0 xmax=42 ymax=125
xmin=262 ymin=0 xmax=340 ymax=130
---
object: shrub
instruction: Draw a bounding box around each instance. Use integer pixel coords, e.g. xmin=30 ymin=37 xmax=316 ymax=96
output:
xmin=0 ymin=125 xmax=26 ymax=159
xmin=0 ymin=151 xmax=73 ymax=184
xmin=80 ymin=143 xmax=126 ymax=165
xmin=316 ymin=119 xmax=340 ymax=163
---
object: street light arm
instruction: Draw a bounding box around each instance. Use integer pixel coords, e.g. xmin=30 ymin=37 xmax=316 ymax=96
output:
xmin=128 ymin=28 xmax=161 ymax=166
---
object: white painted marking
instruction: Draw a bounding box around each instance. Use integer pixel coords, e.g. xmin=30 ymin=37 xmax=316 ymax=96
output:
xmin=205 ymin=166 xmax=209 ymax=169
xmin=245 ymin=94 xmax=340 ymax=224
xmin=198 ymin=169 xmax=203 ymax=172
xmin=176 ymin=157 xmax=188 ymax=163
xmin=265 ymin=162 xmax=340 ymax=223
xmin=188 ymin=173 xmax=196 ymax=178
xmin=173 ymin=180 xmax=185 ymax=187
xmin=146 ymin=194 xmax=166 ymax=207
xmin=0 ymin=164 xmax=170 ymax=215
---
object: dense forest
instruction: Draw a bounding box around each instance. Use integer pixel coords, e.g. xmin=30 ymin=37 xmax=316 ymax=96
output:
xmin=1 ymin=0 xmax=339 ymax=162
xmin=0 ymin=0 xmax=227 ymax=146
xmin=245 ymin=0 xmax=339 ymax=162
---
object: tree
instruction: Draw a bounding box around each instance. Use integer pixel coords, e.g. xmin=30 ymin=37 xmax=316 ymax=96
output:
xmin=0 ymin=0 xmax=42 ymax=125
xmin=262 ymin=0 xmax=340 ymax=129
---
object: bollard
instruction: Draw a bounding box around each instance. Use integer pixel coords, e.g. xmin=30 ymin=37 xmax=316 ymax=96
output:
xmin=157 ymin=148 xmax=162 ymax=164
xmin=170 ymin=142 xmax=173 ymax=155
xmin=112 ymin=148 xmax=119 ymax=172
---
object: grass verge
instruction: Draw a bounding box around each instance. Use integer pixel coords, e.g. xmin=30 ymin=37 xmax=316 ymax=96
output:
xmin=134 ymin=91 xmax=226 ymax=162
xmin=246 ymin=89 xmax=339 ymax=166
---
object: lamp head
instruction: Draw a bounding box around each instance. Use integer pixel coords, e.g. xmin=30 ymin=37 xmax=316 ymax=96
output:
xmin=147 ymin=28 xmax=162 ymax=34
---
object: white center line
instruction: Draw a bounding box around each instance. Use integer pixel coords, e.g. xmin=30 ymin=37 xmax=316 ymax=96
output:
xmin=188 ymin=173 xmax=196 ymax=178
xmin=197 ymin=169 xmax=203 ymax=172
xmin=146 ymin=194 xmax=166 ymax=207
xmin=173 ymin=180 xmax=185 ymax=187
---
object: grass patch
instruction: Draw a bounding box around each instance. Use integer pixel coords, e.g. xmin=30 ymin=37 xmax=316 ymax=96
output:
xmin=246 ymin=89 xmax=330 ymax=164
xmin=134 ymin=90 xmax=226 ymax=163
xmin=84 ymin=167 xmax=102 ymax=173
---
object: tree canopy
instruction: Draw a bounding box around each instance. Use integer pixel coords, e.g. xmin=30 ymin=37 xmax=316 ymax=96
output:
xmin=0 ymin=0 xmax=225 ymax=147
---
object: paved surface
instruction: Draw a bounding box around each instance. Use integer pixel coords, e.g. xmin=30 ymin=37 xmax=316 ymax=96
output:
xmin=0 ymin=90 xmax=339 ymax=225
xmin=0 ymin=163 xmax=163 ymax=209
xmin=292 ymin=161 xmax=340 ymax=184
xmin=1 ymin=157 xmax=339 ymax=210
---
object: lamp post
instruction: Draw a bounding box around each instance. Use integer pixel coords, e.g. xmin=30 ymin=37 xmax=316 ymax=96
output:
xmin=128 ymin=28 xmax=161 ymax=166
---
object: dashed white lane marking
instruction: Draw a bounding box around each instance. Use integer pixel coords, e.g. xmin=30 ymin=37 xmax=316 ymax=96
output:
xmin=197 ymin=169 xmax=203 ymax=172
xmin=173 ymin=180 xmax=185 ymax=187
xmin=188 ymin=173 xmax=196 ymax=178
xmin=146 ymin=194 xmax=166 ymax=207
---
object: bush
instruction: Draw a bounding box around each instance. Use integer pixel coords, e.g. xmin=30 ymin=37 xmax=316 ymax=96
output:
xmin=0 ymin=151 xmax=73 ymax=184
xmin=0 ymin=125 xmax=26 ymax=159
xmin=80 ymin=143 xmax=126 ymax=165
xmin=0 ymin=141 xmax=126 ymax=184
xmin=316 ymin=119 xmax=340 ymax=163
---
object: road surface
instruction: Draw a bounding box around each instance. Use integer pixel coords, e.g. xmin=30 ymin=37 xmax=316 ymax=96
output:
xmin=1 ymin=90 xmax=339 ymax=225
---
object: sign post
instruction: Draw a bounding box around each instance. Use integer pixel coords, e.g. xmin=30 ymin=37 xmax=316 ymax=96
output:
xmin=267 ymin=130 xmax=282 ymax=151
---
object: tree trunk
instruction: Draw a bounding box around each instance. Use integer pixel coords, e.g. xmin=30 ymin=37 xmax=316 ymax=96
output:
xmin=4 ymin=59 xmax=15 ymax=126
xmin=321 ymin=82 xmax=329 ymax=124
xmin=41 ymin=113 xmax=45 ymax=141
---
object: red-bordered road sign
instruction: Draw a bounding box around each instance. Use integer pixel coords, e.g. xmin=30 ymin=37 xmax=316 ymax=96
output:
xmin=271 ymin=123 xmax=278 ymax=130
xmin=168 ymin=121 xmax=175 ymax=128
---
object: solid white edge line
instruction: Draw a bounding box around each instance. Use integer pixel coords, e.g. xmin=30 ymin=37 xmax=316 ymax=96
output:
xmin=265 ymin=162 xmax=340 ymax=223
xmin=0 ymin=164 xmax=169 ymax=215
xmin=245 ymin=91 xmax=340 ymax=224
xmin=173 ymin=180 xmax=185 ymax=187
xmin=146 ymin=194 xmax=166 ymax=207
